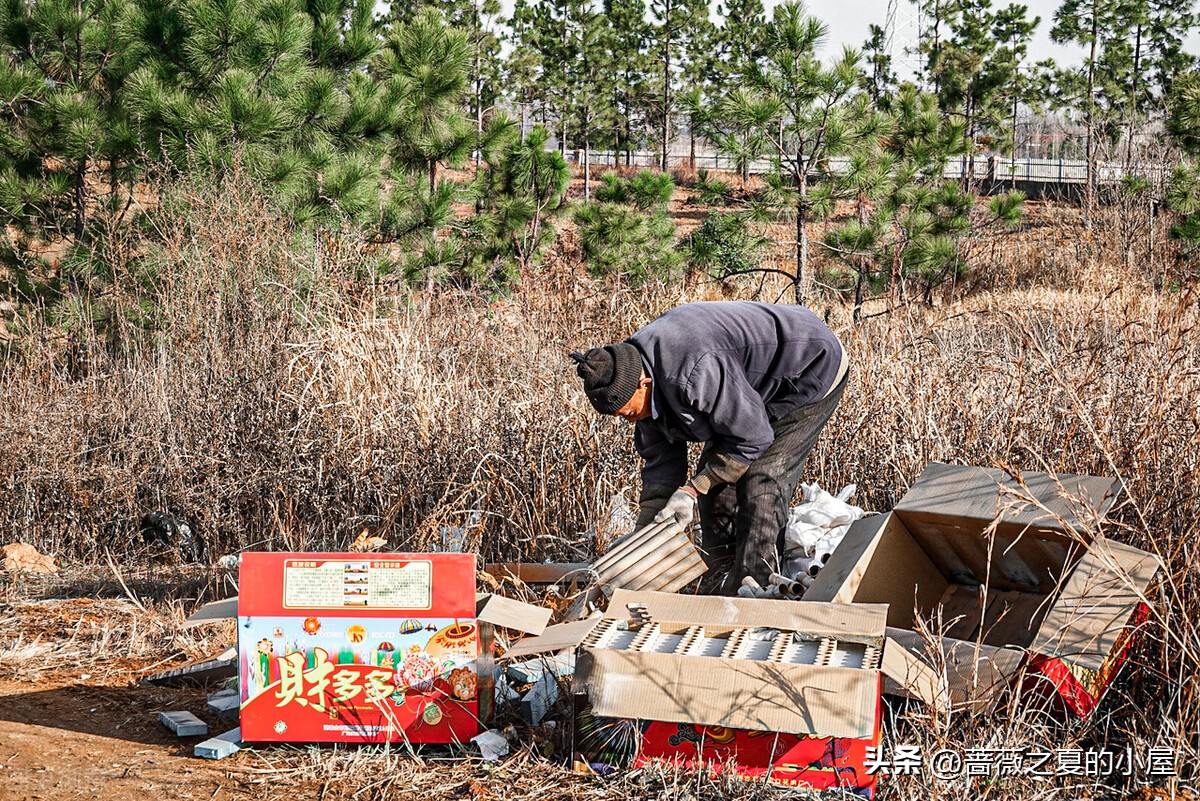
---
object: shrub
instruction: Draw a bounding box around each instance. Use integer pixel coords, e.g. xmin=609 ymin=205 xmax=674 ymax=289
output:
xmin=573 ymin=201 xmax=682 ymax=285
xmin=593 ymin=170 xmax=675 ymax=211
xmin=687 ymin=212 xmax=770 ymax=277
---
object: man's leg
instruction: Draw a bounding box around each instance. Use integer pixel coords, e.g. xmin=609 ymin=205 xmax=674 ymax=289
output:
xmin=732 ymin=375 xmax=849 ymax=589
xmin=696 ymin=446 xmax=739 ymax=593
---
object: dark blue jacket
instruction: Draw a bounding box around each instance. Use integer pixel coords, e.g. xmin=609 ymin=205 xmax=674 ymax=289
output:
xmin=628 ymin=301 xmax=844 ymax=490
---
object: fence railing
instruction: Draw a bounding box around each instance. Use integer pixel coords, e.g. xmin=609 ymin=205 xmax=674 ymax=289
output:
xmin=564 ymin=149 xmax=1171 ymax=187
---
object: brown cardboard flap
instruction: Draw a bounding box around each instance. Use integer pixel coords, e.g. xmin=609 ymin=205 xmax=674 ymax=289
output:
xmin=881 ymin=633 xmax=945 ymax=706
xmin=606 ymin=589 xmax=888 ymax=639
xmin=805 ymin=514 xmax=890 ymax=604
xmin=502 ymin=618 xmax=604 ymax=659
xmin=806 ymin=514 xmax=947 ymax=630
xmin=1029 ymin=538 xmax=1162 ymax=671
xmin=882 ymin=627 xmax=1025 ymax=713
xmin=895 ymin=462 xmax=1121 ymax=536
xmin=184 ymin=597 xmax=238 ymax=628
xmin=576 ymin=649 xmax=879 ymax=739
xmin=476 ymin=594 xmax=551 ymax=635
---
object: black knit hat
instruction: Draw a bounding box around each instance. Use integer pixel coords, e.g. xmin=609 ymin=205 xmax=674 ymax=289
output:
xmin=570 ymin=343 xmax=643 ymax=414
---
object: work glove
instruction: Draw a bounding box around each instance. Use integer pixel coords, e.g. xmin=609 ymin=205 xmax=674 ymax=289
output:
xmin=636 ymin=483 xmax=676 ymax=528
xmin=654 ymin=486 xmax=698 ymax=528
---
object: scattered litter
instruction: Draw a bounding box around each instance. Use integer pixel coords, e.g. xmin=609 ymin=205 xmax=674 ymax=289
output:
xmin=183 ymin=597 xmax=237 ymax=628
xmin=141 ymin=512 xmax=207 ymax=564
xmin=740 ymin=482 xmax=863 ymax=598
xmin=494 ymin=675 xmax=521 ymax=704
xmin=519 ymin=670 xmax=559 ymax=725
xmin=471 ymin=728 xmax=510 ymax=761
xmin=144 ymin=647 xmax=236 ymax=686
xmin=506 ymin=652 xmax=575 ymax=684
xmin=2 ymin=543 xmax=57 ymax=574
xmin=158 ymin=710 xmax=208 ymax=737
xmin=349 ymin=529 xmax=387 ymax=552
xmin=215 ymin=554 xmax=240 ymax=570
xmin=206 ymin=688 xmax=240 ymax=721
xmin=194 ymin=727 xmax=243 ymax=760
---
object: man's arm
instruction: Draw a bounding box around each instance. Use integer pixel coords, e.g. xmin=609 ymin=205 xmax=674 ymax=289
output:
xmin=633 ymin=422 xmax=688 ymax=526
xmin=682 ymin=354 xmax=774 ymax=494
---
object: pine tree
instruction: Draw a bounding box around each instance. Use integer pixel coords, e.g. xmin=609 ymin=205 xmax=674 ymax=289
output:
xmin=504 ymin=0 xmax=544 ymax=138
xmin=0 ymin=0 xmax=142 ymax=244
xmin=1165 ymin=70 xmax=1200 ymax=271
xmin=861 ymin=24 xmax=897 ymax=103
xmin=374 ymin=9 xmax=473 ymax=191
xmin=992 ymin=4 xmax=1041 ymax=155
xmin=648 ymin=0 xmax=711 ymax=170
xmin=603 ymin=0 xmax=654 ymax=166
xmin=383 ymin=0 xmax=504 ymax=174
xmin=710 ymin=0 xmax=768 ymax=177
xmin=921 ymin=0 xmax=1040 ymax=187
xmin=1050 ymin=0 xmax=1134 ymax=225
xmin=825 ymin=86 xmax=1024 ymax=317
xmin=128 ymin=0 xmax=386 ymax=224
xmin=696 ymin=1 xmax=885 ymax=302
xmin=573 ymin=7 xmax=618 ymax=198
xmin=474 ymin=125 xmax=571 ymax=280
xmin=677 ymin=0 xmax=717 ymax=170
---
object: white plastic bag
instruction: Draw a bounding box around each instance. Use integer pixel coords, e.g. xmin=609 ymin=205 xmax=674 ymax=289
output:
xmin=781 ymin=483 xmax=864 ymax=586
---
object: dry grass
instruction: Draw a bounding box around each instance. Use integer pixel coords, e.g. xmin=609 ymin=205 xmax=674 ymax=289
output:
xmin=1 ymin=174 xmax=1198 ymax=798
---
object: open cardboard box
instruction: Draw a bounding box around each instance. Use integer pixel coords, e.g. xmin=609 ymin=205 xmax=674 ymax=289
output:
xmin=805 ymin=462 xmax=1162 ymax=717
xmin=507 ymin=589 xmax=890 ymax=795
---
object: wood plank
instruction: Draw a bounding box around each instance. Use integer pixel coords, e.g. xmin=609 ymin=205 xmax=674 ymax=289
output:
xmin=483 ymin=563 xmax=591 ymax=584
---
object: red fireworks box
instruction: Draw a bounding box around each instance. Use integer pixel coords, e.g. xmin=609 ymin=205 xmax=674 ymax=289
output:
xmin=506 ymin=590 xmax=887 ymax=796
xmin=237 ymin=552 xmax=547 ymax=744
xmin=805 ymin=463 xmax=1162 ymax=718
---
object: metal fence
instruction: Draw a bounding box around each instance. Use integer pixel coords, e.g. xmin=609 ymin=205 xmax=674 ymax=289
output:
xmin=564 ymin=149 xmax=1171 ymax=187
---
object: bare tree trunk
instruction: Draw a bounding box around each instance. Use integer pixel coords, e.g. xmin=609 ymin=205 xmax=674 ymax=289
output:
xmin=795 ymin=167 xmax=809 ymax=305
xmin=73 ymin=159 xmax=87 ymax=241
xmin=853 ymin=264 xmax=865 ymax=323
xmin=1084 ymin=7 xmax=1098 ymax=230
xmin=584 ymin=137 xmax=591 ymax=200
xmin=660 ymin=0 xmax=673 ymax=172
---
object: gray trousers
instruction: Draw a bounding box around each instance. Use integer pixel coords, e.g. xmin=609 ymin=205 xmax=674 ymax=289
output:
xmin=697 ymin=372 xmax=848 ymax=592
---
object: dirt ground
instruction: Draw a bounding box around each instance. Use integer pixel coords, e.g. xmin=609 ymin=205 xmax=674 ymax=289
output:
xmin=0 ymin=676 xmax=253 ymax=801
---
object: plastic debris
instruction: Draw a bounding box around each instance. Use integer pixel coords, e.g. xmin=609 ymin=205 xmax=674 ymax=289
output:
xmin=471 ymin=728 xmax=510 ymax=761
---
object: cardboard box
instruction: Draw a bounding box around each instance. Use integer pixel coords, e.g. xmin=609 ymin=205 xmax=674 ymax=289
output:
xmin=508 ymin=589 xmax=889 ymax=795
xmin=236 ymin=552 xmax=546 ymax=743
xmin=805 ymin=463 xmax=1161 ymax=717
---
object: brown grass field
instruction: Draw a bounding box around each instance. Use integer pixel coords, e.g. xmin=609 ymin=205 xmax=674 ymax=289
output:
xmin=0 ymin=173 xmax=1197 ymax=800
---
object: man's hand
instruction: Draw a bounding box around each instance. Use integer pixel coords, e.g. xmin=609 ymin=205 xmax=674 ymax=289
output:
xmin=654 ymin=485 xmax=698 ymax=528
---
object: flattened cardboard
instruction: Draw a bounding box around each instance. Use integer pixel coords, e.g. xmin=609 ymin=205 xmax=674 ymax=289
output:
xmin=476 ymin=593 xmax=551 ymax=635
xmin=502 ymin=617 xmax=604 ymax=660
xmin=577 ymin=649 xmax=880 ymax=739
xmin=184 ymin=597 xmax=238 ymax=628
xmin=1029 ymin=538 xmax=1161 ymax=672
